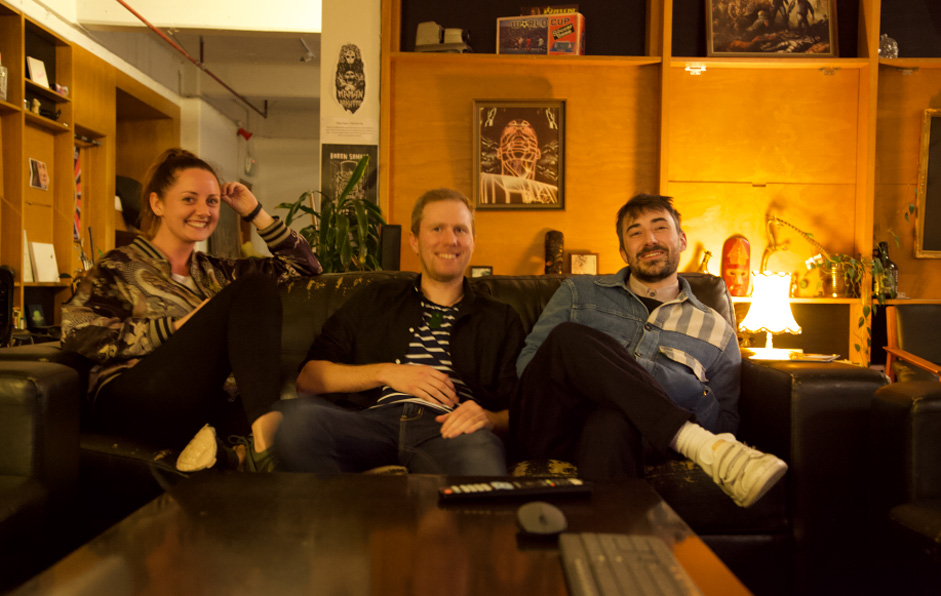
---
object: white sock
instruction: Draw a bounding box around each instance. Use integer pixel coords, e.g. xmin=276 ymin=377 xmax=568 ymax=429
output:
xmin=669 ymin=422 xmax=719 ymax=462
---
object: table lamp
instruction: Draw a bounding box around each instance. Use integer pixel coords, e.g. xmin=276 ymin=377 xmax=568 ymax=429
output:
xmin=740 ymin=271 xmax=802 ymax=360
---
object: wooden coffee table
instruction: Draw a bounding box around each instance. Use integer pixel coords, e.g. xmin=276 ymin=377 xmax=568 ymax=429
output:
xmin=14 ymin=473 xmax=749 ymax=595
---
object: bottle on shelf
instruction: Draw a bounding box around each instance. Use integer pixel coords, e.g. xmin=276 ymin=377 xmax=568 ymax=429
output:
xmin=697 ymin=250 xmax=712 ymax=273
xmin=876 ymin=241 xmax=899 ymax=300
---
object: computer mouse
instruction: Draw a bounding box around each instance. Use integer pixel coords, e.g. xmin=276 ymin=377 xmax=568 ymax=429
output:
xmin=517 ymin=501 xmax=568 ymax=536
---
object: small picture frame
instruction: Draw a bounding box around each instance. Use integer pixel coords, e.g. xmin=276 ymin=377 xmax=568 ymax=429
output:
xmin=474 ymin=99 xmax=565 ymax=211
xmin=29 ymin=158 xmax=49 ymax=190
xmin=570 ymin=253 xmax=598 ymax=275
xmin=26 ymin=304 xmax=47 ymax=329
xmin=470 ymin=266 xmax=493 ymax=278
xmin=706 ymin=0 xmax=838 ymax=57
xmin=26 ymin=56 xmax=49 ymax=88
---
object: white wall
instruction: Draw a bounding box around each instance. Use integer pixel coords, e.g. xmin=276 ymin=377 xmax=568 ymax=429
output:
xmin=251 ymin=137 xmax=320 ymax=255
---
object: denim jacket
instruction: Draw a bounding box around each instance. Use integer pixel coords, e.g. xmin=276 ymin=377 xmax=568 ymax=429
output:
xmin=516 ymin=267 xmax=740 ymax=434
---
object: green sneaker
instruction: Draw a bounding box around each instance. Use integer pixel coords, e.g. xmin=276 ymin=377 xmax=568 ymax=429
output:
xmin=229 ymin=435 xmax=279 ymax=473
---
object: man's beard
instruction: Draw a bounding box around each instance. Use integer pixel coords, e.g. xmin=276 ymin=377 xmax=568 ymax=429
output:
xmin=630 ymin=247 xmax=680 ymax=283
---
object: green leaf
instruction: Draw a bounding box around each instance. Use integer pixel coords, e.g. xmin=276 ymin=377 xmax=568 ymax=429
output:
xmin=862 ymin=305 xmax=871 ymax=317
xmin=854 ymin=343 xmax=861 ymax=353
xmin=858 ymin=316 xmax=865 ymax=328
xmin=338 ymin=155 xmax=370 ymax=203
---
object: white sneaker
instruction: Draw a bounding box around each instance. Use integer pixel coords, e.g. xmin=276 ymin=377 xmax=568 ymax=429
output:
xmin=176 ymin=424 xmax=218 ymax=472
xmin=699 ymin=436 xmax=788 ymax=508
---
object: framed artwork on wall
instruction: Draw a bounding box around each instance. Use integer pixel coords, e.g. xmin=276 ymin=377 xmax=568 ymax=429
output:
xmin=706 ymin=0 xmax=838 ymax=57
xmin=570 ymin=253 xmax=598 ymax=275
xmin=473 ymin=99 xmax=564 ymax=210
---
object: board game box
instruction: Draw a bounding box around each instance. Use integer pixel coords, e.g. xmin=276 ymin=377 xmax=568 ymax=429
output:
xmin=497 ymin=13 xmax=586 ymax=55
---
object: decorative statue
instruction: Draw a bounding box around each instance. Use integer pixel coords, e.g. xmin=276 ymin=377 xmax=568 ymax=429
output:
xmin=722 ymin=235 xmax=751 ymax=297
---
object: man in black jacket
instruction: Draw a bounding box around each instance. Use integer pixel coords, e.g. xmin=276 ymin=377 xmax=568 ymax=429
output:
xmin=275 ymin=189 xmax=524 ymax=474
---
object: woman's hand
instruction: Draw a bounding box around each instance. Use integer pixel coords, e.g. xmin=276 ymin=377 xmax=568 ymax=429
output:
xmin=220 ymin=182 xmax=259 ymax=218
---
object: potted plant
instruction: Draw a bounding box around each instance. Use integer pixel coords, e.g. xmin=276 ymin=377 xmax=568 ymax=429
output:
xmin=277 ymin=155 xmax=386 ymax=273
xmin=808 ymin=203 xmax=915 ymax=359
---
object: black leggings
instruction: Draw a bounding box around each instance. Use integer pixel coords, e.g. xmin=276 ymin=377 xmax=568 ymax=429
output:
xmin=510 ymin=322 xmax=693 ymax=480
xmin=95 ymin=273 xmax=282 ymax=447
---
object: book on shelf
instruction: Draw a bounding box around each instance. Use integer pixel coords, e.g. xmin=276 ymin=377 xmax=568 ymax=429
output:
xmin=22 ymin=230 xmax=33 ymax=282
xmin=29 ymin=241 xmax=59 ymax=283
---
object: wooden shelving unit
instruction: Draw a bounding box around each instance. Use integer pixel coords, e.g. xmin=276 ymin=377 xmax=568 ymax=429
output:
xmin=378 ymin=0 xmax=932 ymax=362
xmin=0 ymin=0 xmax=180 ymax=332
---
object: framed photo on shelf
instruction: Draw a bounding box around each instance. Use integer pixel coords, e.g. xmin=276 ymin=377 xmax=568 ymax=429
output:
xmin=473 ymin=99 xmax=564 ymax=211
xmin=26 ymin=56 xmax=49 ymax=88
xmin=706 ymin=0 xmax=838 ymax=58
xmin=29 ymin=158 xmax=49 ymax=190
xmin=470 ymin=266 xmax=493 ymax=278
xmin=570 ymin=253 xmax=598 ymax=275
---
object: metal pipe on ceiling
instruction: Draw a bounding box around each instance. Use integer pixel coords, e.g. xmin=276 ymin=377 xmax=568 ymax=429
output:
xmin=114 ymin=0 xmax=268 ymax=118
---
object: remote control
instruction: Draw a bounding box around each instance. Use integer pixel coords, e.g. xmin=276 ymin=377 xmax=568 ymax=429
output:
xmin=438 ymin=478 xmax=592 ymax=502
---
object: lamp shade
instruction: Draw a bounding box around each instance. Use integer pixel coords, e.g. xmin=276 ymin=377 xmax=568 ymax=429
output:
xmin=740 ymin=272 xmax=802 ymax=336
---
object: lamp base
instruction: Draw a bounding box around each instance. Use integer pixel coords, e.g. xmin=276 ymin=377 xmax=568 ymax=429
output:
xmin=745 ymin=347 xmax=803 ymax=361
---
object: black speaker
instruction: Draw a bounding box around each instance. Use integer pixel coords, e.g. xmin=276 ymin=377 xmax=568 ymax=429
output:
xmin=0 ymin=266 xmax=14 ymax=347
xmin=545 ymin=230 xmax=564 ymax=274
xmin=380 ymin=224 xmax=402 ymax=271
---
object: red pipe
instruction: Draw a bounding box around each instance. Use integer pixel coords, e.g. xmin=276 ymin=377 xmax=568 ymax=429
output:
xmin=114 ymin=0 xmax=268 ymax=118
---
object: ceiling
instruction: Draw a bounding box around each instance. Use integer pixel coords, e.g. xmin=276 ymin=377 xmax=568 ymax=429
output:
xmin=88 ymin=26 xmax=322 ymax=136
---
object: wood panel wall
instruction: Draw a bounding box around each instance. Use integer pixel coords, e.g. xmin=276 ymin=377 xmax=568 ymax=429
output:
xmin=388 ymin=55 xmax=660 ymax=275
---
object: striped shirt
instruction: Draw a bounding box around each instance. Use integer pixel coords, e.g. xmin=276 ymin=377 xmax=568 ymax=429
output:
xmin=374 ymin=300 xmax=474 ymax=412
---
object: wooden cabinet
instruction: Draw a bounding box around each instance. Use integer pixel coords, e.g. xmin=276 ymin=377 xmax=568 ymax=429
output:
xmin=0 ymin=0 xmax=179 ymax=332
xmin=380 ymin=0 xmax=936 ymax=362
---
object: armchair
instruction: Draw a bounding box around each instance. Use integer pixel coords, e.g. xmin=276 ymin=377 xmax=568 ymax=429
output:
xmin=885 ymin=304 xmax=941 ymax=382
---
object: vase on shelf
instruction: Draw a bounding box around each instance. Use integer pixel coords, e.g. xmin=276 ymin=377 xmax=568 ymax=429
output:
xmin=879 ymin=34 xmax=899 ymax=59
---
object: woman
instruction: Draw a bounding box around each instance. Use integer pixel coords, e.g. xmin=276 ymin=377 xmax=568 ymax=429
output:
xmin=62 ymin=148 xmax=321 ymax=472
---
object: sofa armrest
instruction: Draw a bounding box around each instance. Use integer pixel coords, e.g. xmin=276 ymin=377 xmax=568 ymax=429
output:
xmin=740 ymin=359 xmax=887 ymax=556
xmin=0 ymin=361 xmax=80 ymax=495
xmin=0 ymin=342 xmax=92 ymax=397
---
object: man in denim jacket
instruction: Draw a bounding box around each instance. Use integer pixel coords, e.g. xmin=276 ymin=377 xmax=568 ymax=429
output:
xmin=511 ymin=194 xmax=786 ymax=508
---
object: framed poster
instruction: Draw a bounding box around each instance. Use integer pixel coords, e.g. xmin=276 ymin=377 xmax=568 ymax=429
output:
xmin=706 ymin=0 xmax=837 ymax=57
xmin=321 ymin=144 xmax=378 ymax=206
xmin=474 ymin=99 xmax=564 ymax=210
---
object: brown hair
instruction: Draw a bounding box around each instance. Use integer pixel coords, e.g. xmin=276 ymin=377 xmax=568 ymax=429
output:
xmin=138 ymin=148 xmax=220 ymax=238
xmin=410 ymin=188 xmax=475 ymax=235
xmin=615 ymin=194 xmax=683 ymax=251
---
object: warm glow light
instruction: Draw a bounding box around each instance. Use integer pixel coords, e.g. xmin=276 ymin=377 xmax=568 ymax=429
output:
xmin=740 ymin=272 xmax=802 ymax=358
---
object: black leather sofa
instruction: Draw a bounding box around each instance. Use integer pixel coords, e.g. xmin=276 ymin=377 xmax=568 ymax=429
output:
xmin=0 ymin=271 xmax=888 ymax=594
xmin=0 ymin=361 xmax=80 ymax=592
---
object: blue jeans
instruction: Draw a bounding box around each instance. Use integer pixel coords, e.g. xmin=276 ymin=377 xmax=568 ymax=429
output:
xmin=275 ymin=397 xmax=507 ymax=475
